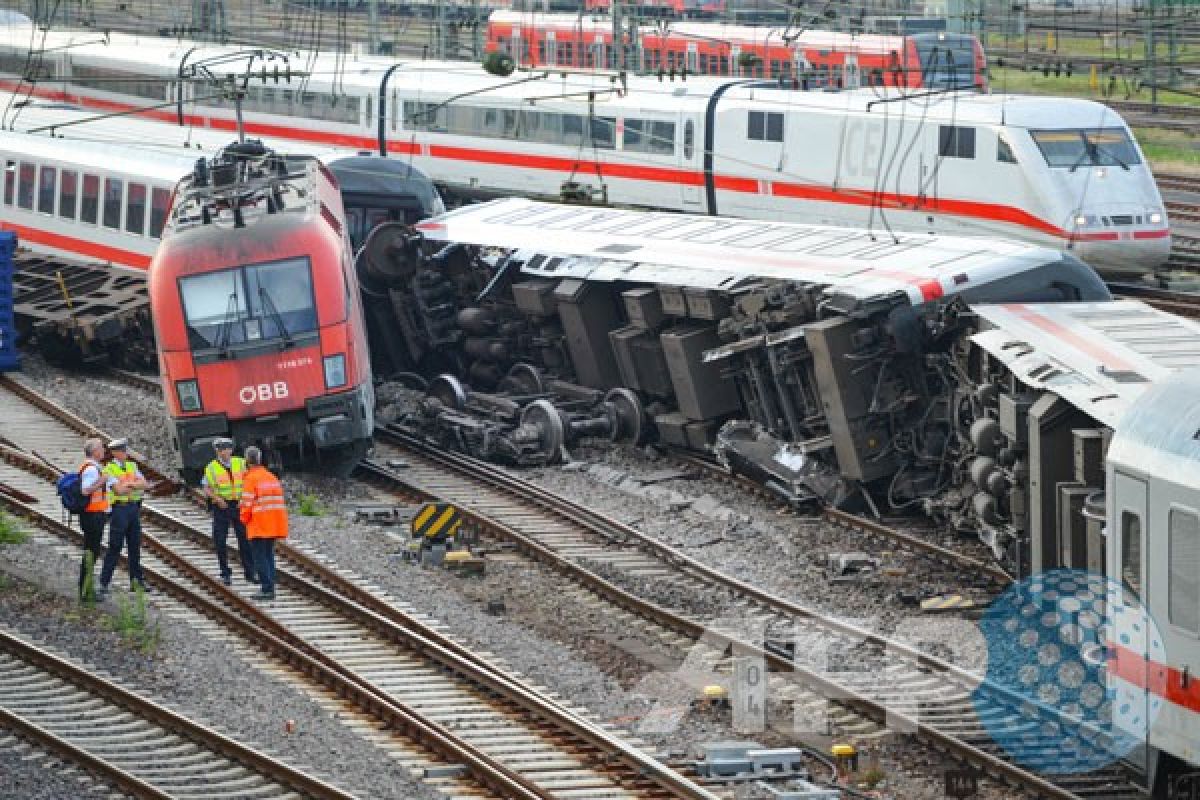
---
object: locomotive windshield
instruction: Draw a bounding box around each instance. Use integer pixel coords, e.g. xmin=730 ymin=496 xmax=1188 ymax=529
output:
xmin=1029 ymin=128 xmax=1142 ymax=169
xmin=180 ymin=256 xmax=319 ymax=358
xmin=911 ymin=33 xmax=978 ymax=88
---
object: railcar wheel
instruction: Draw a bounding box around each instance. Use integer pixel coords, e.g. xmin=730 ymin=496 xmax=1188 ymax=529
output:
xmin=427 ymin=374 xmax=469 ymax=410
xmin=519 ymin=398 xmax=565 ymax=465
xmin=501 ymin=363 xmax=545 ymax=395
xmin=604 ymin=388 xmax=646 ymax=445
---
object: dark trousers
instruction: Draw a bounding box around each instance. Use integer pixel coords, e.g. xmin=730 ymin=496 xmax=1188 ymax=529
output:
xmin=212 ymin=502 xmax=255 ymax=579
xmin=78 ymin=511 xmax=106 ymax=597
xmin=99 ymin=503 xmax=144 ymax=588
xmin=250 ymin=538 xmax=277 ymax=594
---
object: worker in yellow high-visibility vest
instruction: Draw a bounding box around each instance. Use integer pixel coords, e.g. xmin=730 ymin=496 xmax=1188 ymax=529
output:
xmin=202 ymin=438 xmax=256 ymax=587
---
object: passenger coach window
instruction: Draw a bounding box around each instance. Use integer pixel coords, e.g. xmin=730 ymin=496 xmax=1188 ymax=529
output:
xmin=3 ymin=159 xmax=13 ymax=205
xmin=624 ymin=119 xmax=675 ymax=155
xmin=748 ymin=111 xmax=784 ymax=142
xmin=1169 ymin=510 xmax=1200 ymax=635
xmin=59 ymin=170 xmax=77 ymax=219
xmin=17 ymin=162 xmax=34 ymax=210
xmin=150 ymin=188 xmax=170 ymax=238
xmin=684 ymin=119 xmax=694 ymax=160
xmin=938 ymin=126 xmax=976 ymax=159
xmin=102 ymin=178 xmax=123 ymax=229
xmin=37 ymin=166 xmax=55 ymax=213
xmin=80 ymin=174 xmax=99 ymax=224
xmin=1121 ymin=511 xmax=1142 ymax=600
xmin=125 ymin=183 xmax=146 ymax=235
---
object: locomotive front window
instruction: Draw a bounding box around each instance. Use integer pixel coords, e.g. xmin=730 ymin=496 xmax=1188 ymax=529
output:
xmin=1030 ymin=128 xmax=1142 ymax=169
xmin=180 ymin=256 xmax=318 ymax=356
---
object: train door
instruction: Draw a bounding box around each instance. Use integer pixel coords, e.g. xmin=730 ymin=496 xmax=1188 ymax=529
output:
xmin=545 ymin=31 xmax=557 ymax=66
xmin=1110 ymin=470 xmax=1151 ymax=768
xmin=591 ymin=37 xmax=604 ymax=69
xmin=843 ymin=56 xmax=860 ymax=89
xmin=687 ymin=42 xmax=698 ymax=74
xmin=511 ymin=26 xmax=522 ymax=64
xmin=680 ymin=117 xmax=700 ymax=207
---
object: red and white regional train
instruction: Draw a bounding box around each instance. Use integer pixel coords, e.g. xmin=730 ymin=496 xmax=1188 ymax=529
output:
xmin=0 ymin=23 xmax=1170 ymax=278
xmin=485 ymin=11 xmax=987 ymax=89
xmin=149 ymin=143 xmax=374 ymax=479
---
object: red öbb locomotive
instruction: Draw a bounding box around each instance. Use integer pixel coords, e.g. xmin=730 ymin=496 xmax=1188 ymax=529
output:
xmin=149 ymin=141 xmax=374 ymax=481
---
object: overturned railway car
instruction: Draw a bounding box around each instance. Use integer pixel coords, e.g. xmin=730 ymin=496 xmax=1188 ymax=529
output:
xmin=378 ymin=198 xmax=1200 ymax=789
xmin=375 ymin=198 xmax=1198 ymax=580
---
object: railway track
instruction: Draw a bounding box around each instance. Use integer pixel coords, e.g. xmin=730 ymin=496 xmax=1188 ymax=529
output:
xmin=0 ymin=375 xmax=717 ymax=800
xmin=0 ymin=626 xmax=354 ymax=800
xmin=369 ymin=424 xmax=1148 ymax=800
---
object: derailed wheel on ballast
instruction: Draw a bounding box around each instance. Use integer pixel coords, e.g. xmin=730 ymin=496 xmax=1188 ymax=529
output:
xmin=519 ymin=398 xmax=565 ymax=464
xmin=500 ymin=363 xmax=545 ymax=396
xmin=604 ymin=387 xmax=646 ymax=445
xmin=427 ymin=374 xmax=469 ymax=410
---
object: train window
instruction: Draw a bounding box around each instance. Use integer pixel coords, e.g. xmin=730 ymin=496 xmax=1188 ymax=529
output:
xmin=180 ymin=257 xmax=317 ymax=353
xmin=684 ymin=120 xmax=694 ymax=160
xmin=1030 ymin=128 xmax=1142 ymax=168
xmin=150 ymin=188 xmax=170 ymax=238
xmin=17 ymin=162 xmax=34 ymax=210
xmin=938 ymin=126 xmax=976 ymax=159
xmin=997 ymin=135 xmax=1017 ymax=164
xmin=103 ymin=178 xmax=123 ymax=229
xmin=3 ymin=160 xmax=13 ymax=205
xmin=589 ymin=117 xmax=616 ymax=150
xmin=59 ymin=170 xmax=77 ymax=219
xmin=1169 ymin=510 xmax=1200 ymax=635
xmin=624 ymin=119 xmax=675 ymax=155
xmin=125 ymin=183 xmax=147 ymax=235
xmin=748 ymin=111 xmax=784 ymax=143
xmin=1121 ymin=511 xmax=1142 ymax=600
xmin=80 ymin=174 xmax=99 ymax=224
xmin=37 ymin=165 xmax=55 ymax=214
xmin=562 ymin=114 xmax=584 ymax=146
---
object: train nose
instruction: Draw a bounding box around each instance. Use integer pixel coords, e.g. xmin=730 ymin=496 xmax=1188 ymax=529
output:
xmin=1068 ymin=205 xmax=1172 ymax=279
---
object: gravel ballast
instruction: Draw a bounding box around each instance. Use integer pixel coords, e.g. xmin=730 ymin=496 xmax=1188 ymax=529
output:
xmin=9 ymin=356 xmax=1030 ymax=799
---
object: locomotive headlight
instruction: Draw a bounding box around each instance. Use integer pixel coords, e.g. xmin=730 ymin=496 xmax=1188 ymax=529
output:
xmin=1074 ymin=214 xmax=1088 ymax=227
xmin=175 ymin=380 xmax=201 ymax=412
xmin=1149 ymin=211 xmax=1163 ymax=225
xmin=323 ymin=354 xmax=347 ymax=389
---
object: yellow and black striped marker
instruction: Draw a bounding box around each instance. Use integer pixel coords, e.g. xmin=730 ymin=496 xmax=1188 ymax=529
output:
xmin=411 ymin=502 xmax=463 ymax=542
xmin=920 ymin=593 xmax=977 ymax=613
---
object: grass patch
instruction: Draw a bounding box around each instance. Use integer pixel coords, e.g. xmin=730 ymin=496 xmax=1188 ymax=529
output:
xmin=0 ymin=512 xmax=30 ymax=545
xmin=103 ymin=585 xmax=161 ymax=654
xmin=295 ymin=492 xmax=328 ymax=517
xmin=1133 ymin=127 xmax=1200 ymax=171
xmin=988 ymin=65 xmax=1200 ymax=106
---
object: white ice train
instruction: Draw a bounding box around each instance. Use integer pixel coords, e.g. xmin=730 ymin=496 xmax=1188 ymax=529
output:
xmin=0 ymin=94 xmax=444 ymax=269
xmin=0 ymin=23 xmax=1171 ymax=277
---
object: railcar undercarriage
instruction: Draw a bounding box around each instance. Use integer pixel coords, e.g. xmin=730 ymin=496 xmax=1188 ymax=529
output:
xmin=359 ymin=213 xmax=1117 ymax=578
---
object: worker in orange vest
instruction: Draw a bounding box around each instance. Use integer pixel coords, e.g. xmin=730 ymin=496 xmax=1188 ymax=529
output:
xmin=238 ymin=446 xmax=288 ymax=601
xmin=77 ymin=437 xmax=108 ymax=601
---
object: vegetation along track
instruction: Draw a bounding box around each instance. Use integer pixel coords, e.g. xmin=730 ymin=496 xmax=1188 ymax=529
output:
xmin=371 ymin=423 xmax=1147 ymax=800
xmin=0 ymin=625 xmax=355 ymax=800
xmin=0 ymin=375 xmax=716 ymax=800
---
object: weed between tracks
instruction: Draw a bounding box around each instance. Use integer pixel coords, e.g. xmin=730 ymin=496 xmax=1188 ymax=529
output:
xmin=103 ymin=585 xmax=161 ymax=654
xmin=0 ymin=512 xmax=30 ymax=545
xmin=295 ymin=492 xmax=328 ymax=517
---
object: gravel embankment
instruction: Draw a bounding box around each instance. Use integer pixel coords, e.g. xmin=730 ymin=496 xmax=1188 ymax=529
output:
xmin=10 ymin=356 xmax=1025 ymax=799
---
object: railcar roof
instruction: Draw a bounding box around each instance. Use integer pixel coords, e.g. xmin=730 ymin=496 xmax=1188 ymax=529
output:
xmin=1107 ymin=367 xmax=1200 ymax=487
xmin=0 ymin=25 xmax=1121 ymax=128
xmin=971 ymin=301 xmax=1200 ymax=428
xmin=416 ymin=196 xmax=1068 ymax=308
xmin=0 ymin=128 xmax=194 ymax=181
